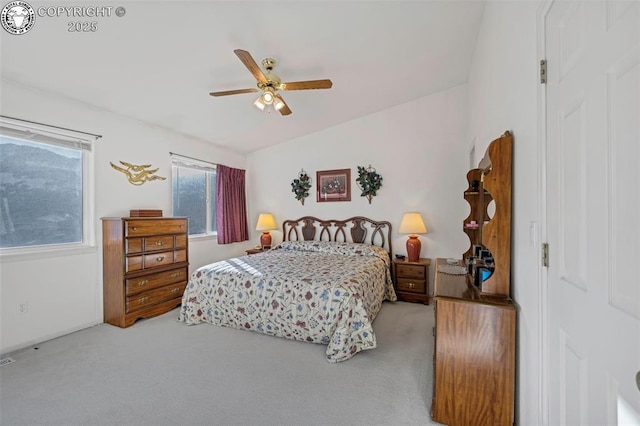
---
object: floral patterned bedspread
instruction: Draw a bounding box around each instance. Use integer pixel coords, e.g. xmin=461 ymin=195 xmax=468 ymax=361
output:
xmin=177 ymin=241 xmax=397 ymax=362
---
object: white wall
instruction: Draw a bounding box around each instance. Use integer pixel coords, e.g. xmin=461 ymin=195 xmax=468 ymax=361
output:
xmin=0 ymin=79 xmax=246 ymax=355
xmin=247 ymin=84 xmax=470 ymax=270
xmin=466 ymin=1 xmax=542 ymax=425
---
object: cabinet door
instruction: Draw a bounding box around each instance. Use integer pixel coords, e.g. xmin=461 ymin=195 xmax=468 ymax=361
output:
xmin=433 ymin=298 xmax=516 ymax=426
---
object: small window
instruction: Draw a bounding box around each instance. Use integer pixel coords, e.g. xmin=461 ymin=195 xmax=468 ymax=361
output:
xmin=0 ymin=118 xmax=95 ymax=253
xmin=171 ymin=154 xmax=216 ymax=236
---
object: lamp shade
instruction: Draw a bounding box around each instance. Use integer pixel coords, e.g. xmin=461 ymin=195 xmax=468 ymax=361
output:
xmin=399 ymin=212 xmax=428 ymax=235
xmin=256 ymin=213 xmax=277 ymax=231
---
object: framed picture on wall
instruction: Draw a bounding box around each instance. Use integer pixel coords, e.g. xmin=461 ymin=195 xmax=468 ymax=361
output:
xmin=316 ymin=169 xmax=351 ymax=202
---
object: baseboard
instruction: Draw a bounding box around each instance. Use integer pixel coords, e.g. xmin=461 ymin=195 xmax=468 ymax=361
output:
xmin=0 ymin=320 xmax=100 ymax=359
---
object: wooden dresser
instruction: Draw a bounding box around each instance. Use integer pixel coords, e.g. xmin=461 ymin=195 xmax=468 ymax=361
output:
xmin=102 ymin=217 xmax=189 ymax=328
xmin=431 ymin=131 xmax=515 ymax=426
xmin=432 ymin=259 xmax=516 ymax=426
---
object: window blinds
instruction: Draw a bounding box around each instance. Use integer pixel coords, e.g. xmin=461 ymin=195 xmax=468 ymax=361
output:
xmin=0 ymin=116 xmax=97 ymax=151
xmin=170 ymin=152 xmax=217 ymax=172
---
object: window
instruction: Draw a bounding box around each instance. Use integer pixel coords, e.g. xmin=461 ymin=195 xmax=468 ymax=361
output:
xmin=171 ymin=154 xmax=216 ymax=236
xmin=0 ymin=117 xmax=95 ymax=253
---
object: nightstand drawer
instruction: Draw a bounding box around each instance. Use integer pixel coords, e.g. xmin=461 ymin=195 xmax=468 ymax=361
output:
xmin=396 ymin=264 xmax=426 ymax=279
xmin=396 ymin=278 xmax=426 ymax=294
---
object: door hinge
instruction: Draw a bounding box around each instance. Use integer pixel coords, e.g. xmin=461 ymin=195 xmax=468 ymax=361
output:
xmin=542 ymin=243 xmax=549 ymax=267
xmin=540 ymin=59 xmax=547 ymax=84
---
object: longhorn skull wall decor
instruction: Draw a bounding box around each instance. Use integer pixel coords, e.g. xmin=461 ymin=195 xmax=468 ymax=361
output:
xmin=110 ymin=161 xmax=166 ymax=186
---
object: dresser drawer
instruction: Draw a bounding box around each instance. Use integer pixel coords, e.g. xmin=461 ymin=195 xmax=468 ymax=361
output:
xmin=126 ymin=249 xmax=187 ymax=273
xmin=126 ymin=282 xmax=186 ymax=313
xmin=126 ymin=255 xmax=143 ymax=272
xmin=144 ymin=235 xmax=174 ymax=251
xmin=396 ymin=278 xmax=426 ymax=294
xmin=126 ymin=267 xmax=188 ymax=296
xmin=175 ymin=234 xmax=187 ymax=249
xmin=174 ymin=248 xmax=187 ymax=263
xmin=143 ymin=250 xmax=175 ymax=269
xmin=126 ymin=238 xmax=143 ymax=254
xmin=396 ymin=264 xmax=426 ymax=279
xmin=126 ymin=219 xmax=187 ymax=237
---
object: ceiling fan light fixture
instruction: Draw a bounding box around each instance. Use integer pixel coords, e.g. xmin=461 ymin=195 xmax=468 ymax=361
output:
xmin=273 ymin=95 xmax=285 ymax=111
xmin=253 ymin=96 xmax=266 ymax=110
xmin=210 ymin=49 xmax=333 ymax=117
xmin=261 ymin=90 xmax=274 ymax=105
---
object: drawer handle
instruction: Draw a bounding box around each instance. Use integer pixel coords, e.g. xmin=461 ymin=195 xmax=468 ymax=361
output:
xmin=154 ymin=241 xmax=164 ymax=246
xmin=137 ymin=280 xmax=148 ymax=287
xmin=408 ymin=282 xmax=415 ymax=289
xmin=138 ymin=296 xmax=149 ymax=304
xmin=156 ymin=256 xmax=165 ymax=262
xmin=171 ymin=272 xmax=180 ymax=278
xmin=179 ymin=224 xmax=184 ymax=228
xmin=171 ymin=288 xmax=180 ymax=294
xmin=132 ymin=226 xmax=137 ymax=231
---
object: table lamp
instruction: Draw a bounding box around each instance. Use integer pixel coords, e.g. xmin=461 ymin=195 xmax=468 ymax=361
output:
xmin=399 ymin=212 xmax=428 ymax=262
xmin=255 ymin=213 xmax=277 ymax=249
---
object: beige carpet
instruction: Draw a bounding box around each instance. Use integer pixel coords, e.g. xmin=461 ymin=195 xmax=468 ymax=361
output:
xmin=0 ymin=301 xmax=440 ymax=426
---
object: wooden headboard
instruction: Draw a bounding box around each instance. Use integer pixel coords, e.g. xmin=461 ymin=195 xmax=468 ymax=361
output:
xmin=282 ymin=216 xmax=393 ymax=256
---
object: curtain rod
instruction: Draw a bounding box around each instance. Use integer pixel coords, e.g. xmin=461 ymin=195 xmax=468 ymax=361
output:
xmin=169 ymin=151 xmax=218 ymax=166
xmin=0 ymin=115 xmax=102 ymax=139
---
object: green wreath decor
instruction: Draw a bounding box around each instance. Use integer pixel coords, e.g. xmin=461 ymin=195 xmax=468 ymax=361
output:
xmin=356 ymin=165 xmax=383 ymax=204
xmin=291 ymin=169 xmax=312 ymax=205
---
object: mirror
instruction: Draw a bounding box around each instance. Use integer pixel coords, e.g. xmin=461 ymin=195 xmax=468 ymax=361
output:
xmin=486 ymin=199 xmax=496 ymax=221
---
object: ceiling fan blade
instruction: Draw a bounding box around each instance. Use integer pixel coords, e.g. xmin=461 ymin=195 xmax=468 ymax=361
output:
xmin=274 ymin=94 xmax=292 ymax=116
xmin=281 ymin=79 xmax=333 ymax=91
xmin=209 ymin=88 xmax=258 ymax=97
xmin=234 ymin=49 xmax=267 ymax=84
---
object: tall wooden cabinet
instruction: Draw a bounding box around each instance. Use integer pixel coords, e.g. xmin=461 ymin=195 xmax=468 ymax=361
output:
xmin=102 ymin=217 xmax=189 ymax=328
xmin=432 ymin=131 xmax=516 ymax=426
xmin=432 ymin=259 xmax=516 ymax=426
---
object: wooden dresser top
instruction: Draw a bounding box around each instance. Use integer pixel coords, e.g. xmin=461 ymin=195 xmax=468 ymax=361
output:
xmin=434 ymin=258 xmax=515 ymax=308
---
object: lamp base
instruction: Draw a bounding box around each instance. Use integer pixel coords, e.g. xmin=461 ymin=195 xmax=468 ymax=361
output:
xmin=260 ymin=232 xmax=272 ymax=249
xmin=406 ymin=235 xmax=421 ymax=262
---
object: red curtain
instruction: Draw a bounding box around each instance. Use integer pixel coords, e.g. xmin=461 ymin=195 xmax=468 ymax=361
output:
xmin=216 ymin=164 xmax=249 ymax=244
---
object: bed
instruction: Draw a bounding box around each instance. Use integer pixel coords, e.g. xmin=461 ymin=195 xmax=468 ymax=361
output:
xmin=177 ymin=216 xmax=397 ymax=362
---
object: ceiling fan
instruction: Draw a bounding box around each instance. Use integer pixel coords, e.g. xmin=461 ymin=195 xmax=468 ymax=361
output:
xmin=209 ymin=49 xmax=333 ymax=116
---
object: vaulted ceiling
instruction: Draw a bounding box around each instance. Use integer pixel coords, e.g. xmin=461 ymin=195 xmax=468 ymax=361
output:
xmin=0 ymin=1 xmax=486 ymax=153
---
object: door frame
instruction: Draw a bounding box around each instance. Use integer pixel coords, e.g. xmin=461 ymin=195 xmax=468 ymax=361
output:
xmin=536 ymin=0 xmax=553 ymax=424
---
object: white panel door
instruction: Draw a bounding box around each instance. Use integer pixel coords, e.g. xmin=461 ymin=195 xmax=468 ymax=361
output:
xmin=545 ymin=1 xmax=640 ymax=425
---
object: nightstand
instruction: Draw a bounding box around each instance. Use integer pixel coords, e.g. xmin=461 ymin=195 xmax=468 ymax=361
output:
xmin=245 ymin=248 xmax=265 ymax=255
xmin=392 ymin=258 xmax=431 ymax=304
